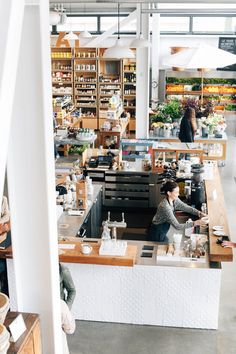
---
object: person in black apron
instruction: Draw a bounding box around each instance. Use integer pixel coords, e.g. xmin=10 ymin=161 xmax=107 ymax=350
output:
xmin=147 ymin=180 xmax=203 ymax=243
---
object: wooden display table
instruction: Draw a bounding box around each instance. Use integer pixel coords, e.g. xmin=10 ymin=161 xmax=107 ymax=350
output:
xmin=152 ymin=134 xmax=227 ymax=161
xmin=99 ymin=117 xmax=130 ymax=148
xmin=5 ymin=312 xmax=42 ymax=354
xmin=152 ymin=142 xmax=204 ymax=172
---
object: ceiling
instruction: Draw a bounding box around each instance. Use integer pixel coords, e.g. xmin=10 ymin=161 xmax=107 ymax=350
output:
xmin=49 ymin=1 xmax=236 ymax=15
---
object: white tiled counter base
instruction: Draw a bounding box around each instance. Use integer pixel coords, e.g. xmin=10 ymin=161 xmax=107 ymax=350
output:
xmin=7 ymin=260 xmax=221 ymax=329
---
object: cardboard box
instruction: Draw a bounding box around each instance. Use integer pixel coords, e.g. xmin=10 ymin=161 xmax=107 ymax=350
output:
xmin=77 ymin=196 xmax=87 ymax=209
xmin=76 ymin=180 xmax=87 ymax=198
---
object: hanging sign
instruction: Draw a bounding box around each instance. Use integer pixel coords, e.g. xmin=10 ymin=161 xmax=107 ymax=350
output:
xmin=218 ymin=37 xmax=236 ymax=71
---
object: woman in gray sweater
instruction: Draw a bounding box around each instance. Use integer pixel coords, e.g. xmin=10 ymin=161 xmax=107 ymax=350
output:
xmin=148 ymin=180 xmax=203 ymax=242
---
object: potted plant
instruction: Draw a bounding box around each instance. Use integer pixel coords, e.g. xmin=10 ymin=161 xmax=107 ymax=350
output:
xmin=199 ymin=113 xmax=226 ymax=137
xmin=151 ymin=99 xmax=182 ymax=136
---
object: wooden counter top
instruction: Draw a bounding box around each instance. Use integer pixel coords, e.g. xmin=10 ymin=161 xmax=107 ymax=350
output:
xmin=59 ymin=240 xmax=137 ymax=267
xmin=5 ymin=312 xmax=41 ymax=353
xmin=205 ymin=164 xmax=233 ymax=262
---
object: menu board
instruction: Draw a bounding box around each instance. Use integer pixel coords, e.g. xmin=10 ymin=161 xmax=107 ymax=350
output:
xmin=218 ymin=37 xmax=236 ymax=71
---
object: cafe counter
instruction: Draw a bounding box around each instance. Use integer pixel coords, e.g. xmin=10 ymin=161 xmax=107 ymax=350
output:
xmin=3 ymin=164 xmax=232 ymax=330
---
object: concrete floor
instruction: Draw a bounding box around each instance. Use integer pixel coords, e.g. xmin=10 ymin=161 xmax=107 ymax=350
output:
xmin=68 ymin=118 xmax=236 ymax=354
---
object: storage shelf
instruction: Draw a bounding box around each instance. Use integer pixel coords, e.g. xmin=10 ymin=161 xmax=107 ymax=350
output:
xmin=52 ymin=81 xmax=73 ymax=85
xmin=52 ymin=69 xmax=72 ymax=72
xmin=51 ymin=47 xmax=136 ymax=128
xmin=53 ymin=93 xmax=73 ymax=96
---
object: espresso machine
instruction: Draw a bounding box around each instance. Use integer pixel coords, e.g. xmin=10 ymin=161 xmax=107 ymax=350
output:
xmin=190 ymin=164 xmax=206 ymax=210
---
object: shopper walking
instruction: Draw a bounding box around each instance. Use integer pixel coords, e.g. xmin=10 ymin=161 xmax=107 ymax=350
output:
xmin=179 ymin=107 xmax=197 ymax=143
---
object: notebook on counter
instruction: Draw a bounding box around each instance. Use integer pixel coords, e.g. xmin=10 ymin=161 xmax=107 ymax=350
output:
xmin=0 ymin=232 xmax=11 ymax=250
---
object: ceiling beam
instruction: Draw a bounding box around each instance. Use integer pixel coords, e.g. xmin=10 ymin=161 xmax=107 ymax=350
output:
xmin=142 ymin=8 xmax=236 ymax=14
xmin=85 ymin=9 xmax=137 ymax=47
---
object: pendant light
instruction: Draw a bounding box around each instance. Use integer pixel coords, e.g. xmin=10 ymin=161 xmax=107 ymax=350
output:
xmin=131 ymin=4 xmax=151 ymax=48
xmin=78 ymin=30 xmax=92 ymax=39
xmin=64 ymin=3 xmax=78 ymax=47
xmin=78 ymin=5 xmax=92 ymax=39
xmin=103 ymin=4 xmax=135 ymax=59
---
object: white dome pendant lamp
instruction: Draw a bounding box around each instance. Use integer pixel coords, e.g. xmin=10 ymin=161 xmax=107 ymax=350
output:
xmin=63 ymin=3 xmax=78 ymax=47
xmin=78 ymin=5 xmax=92 ymax=39
xmin=131 ymin=4 xmax=151 ymax=48
xmin=103 ymin=4 xmax=135 ymax=59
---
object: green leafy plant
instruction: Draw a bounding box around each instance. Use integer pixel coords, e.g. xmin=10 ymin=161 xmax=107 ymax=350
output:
xmin=68 ymin=144 xmax=89 ymax=155
xmin=151 ymin=99 xmax=183 ymax=124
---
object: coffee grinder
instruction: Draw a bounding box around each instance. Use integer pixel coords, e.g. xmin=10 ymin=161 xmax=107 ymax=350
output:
xmin=190 ymin=164 xmax=206 ymax=210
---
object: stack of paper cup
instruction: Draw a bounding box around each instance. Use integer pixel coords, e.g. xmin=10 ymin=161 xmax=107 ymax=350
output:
xmin=173 ymin=233 xmax=182 ymax=250
xmin=0 ymin=324 xmax=10 ymax=354
xmin=200 ymin=216 xmax=209 ymax=234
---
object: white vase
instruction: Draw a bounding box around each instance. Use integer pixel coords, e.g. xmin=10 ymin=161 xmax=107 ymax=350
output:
xmin=164 ymin=129 xmax=171 ymax=138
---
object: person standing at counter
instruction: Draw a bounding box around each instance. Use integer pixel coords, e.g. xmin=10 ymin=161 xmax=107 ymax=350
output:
xmin=60 ymin=263 xmax=76 ymax=310
xmin=147 ymin=180 xmax=203 ymax=242
xmin=0 ymin=196 xmax=11 ymax=294
xmin=179 ymin=107 xmax=197 ymax=143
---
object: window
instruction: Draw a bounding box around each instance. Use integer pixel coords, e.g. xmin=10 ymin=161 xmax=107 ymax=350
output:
xmin=100 ymin=16 xmax=136 ymax=32
xmin=57 ymin=16 xmax=97 ymax=32
xmin=192 ymin=17 xmax=234 ymax=33
xmin=159 ymin=16 xmax=190 ymax=33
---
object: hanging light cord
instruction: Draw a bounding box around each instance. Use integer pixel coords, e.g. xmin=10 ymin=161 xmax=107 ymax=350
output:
xmin=117 ymin=3 xmax=120 ymax=40
xmin=139 ymin=3 xmax=142 ymax=36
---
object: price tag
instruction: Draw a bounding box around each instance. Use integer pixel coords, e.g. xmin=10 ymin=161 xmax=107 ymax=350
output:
xmin=9 ymin=314 xmax=27 ymax=342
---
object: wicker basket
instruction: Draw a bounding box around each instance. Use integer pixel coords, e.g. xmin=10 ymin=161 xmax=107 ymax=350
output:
xmin=0 ymin=324 xmax=10 ymax=354
xmin=0 ymin=294 xmax=9 ymax=325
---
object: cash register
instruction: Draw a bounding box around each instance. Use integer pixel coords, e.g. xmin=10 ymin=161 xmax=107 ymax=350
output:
xmin=88 ymin=155 xmax=113 ymax=169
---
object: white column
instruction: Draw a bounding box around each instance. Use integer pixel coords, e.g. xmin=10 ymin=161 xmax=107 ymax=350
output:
xmin=0 ymin=0 xmax=24 ymax=200
xmin=7 ymin=2 xmax=62 ymax=353
xmin=151 ymin=13 xmax=161 ymax=108
xmin=136 ymin=4 xmax=150 ymax=139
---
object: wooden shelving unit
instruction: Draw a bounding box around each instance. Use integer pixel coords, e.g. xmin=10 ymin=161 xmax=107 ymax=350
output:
xmin=74 ymin=48 xmax=98 ymax=129
xmin=51 ymin=47 xmax=73 ymax=97
xmin=159 ymin=69 xmax=236 ymax=113
xmin=51 ymin=47 xmax=137 ymax=132
xmin=123 ymin=58 xmax=136 ymax=131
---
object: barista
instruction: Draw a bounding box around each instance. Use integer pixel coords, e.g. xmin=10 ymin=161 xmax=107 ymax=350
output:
xmin=147 ymin=180 xmax=204 ymax=243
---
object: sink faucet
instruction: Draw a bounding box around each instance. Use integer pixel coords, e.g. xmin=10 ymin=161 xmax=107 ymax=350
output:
xmin=103 ymin=212 xmax=127 ymax=241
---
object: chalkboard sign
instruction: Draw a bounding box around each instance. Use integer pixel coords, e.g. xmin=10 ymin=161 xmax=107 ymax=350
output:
xmin=218 ymin=37 xmax=236 ymax=71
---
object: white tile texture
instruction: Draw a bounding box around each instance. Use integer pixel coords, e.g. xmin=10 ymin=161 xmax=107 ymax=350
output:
xmin=66 ymin=262 xmax=221 ymax=329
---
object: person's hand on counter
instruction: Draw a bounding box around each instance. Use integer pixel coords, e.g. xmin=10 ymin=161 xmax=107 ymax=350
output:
xmin=198 ymin=211 xmax=207 ymax=218
xmin=222 ymin=241 xmax=236 ymax=248
xmin=193 ymin=219 xmax=202 ymax=226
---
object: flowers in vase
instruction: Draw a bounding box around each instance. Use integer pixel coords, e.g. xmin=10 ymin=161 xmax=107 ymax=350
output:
xmin=200 ymin=113 xmax=226 ymax=131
